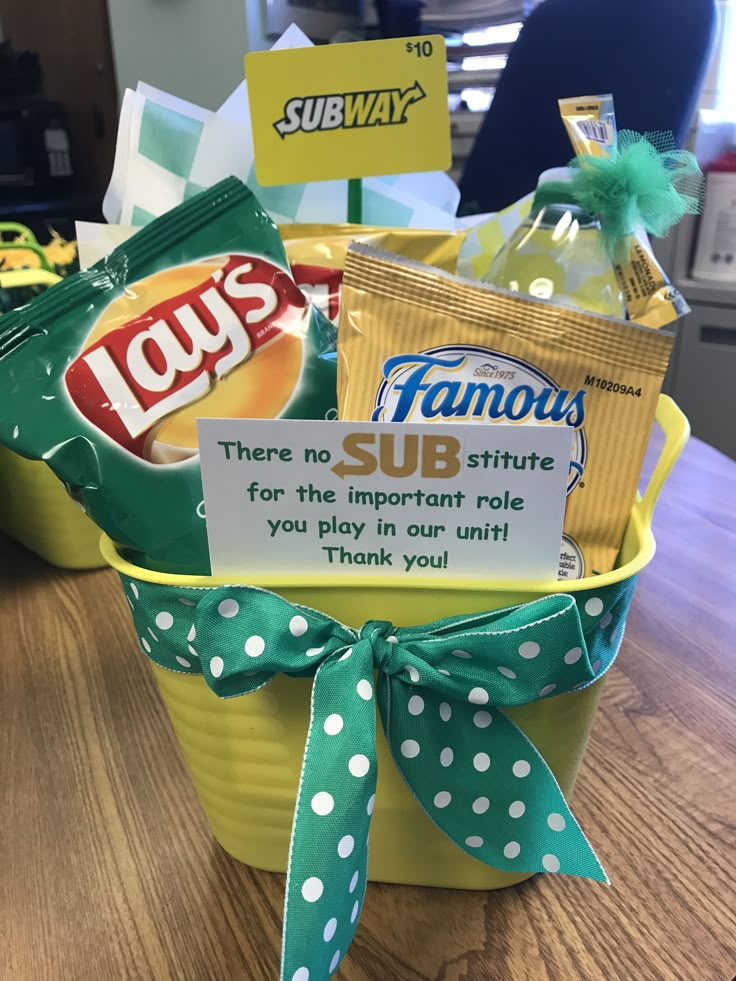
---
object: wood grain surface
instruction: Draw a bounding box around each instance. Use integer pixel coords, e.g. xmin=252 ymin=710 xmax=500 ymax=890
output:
xmin=1 ymin=434 xmax=735 ymax=981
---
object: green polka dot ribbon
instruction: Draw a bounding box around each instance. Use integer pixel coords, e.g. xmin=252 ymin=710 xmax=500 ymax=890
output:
xmin=121 ymin=573 xmax=636 ymax=981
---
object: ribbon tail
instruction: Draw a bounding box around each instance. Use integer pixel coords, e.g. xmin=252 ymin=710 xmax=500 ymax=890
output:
xmin=281 ymin=645 xmax=377 ymax=981
xmin=385 ymin=681 xmax=608 ymax=885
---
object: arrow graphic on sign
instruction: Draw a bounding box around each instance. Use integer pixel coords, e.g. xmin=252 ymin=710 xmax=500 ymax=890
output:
xmin=331 ymin=457 xmax=374 ymax=480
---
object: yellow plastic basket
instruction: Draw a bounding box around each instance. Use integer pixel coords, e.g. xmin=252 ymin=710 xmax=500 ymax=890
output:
xmin=0 ymin=256 xmax=103 ymax=570
xmin=0 ymin=447 xmax=104 ymax=569
xmin=103 ymin=395 xmax=688 ymax=890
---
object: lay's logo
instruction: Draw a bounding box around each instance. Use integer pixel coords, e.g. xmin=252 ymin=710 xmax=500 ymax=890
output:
xmin=373 ymin=345 xmax=588 ymax=493
xmin=65 ymin=255 xmax=307 ymax=461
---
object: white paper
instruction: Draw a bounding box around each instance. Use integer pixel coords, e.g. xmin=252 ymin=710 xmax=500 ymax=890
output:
xmin=268 ymin=22 xmax=313 ymax=51
xmin=75 ymin=221 xmax=137 ymax=269
xmin=119 ymin=82 xmax=214 ymax=225
xmin=102 ymin=25 xmax=464 ymax=233
xmin=102 ymin=88 xmax=135 ymax=223
xmin=198 ymin=419 xmax=573 ymax=581
xmin=372 ymin=171 xmax=461 ymax=217
xmin=217 ymin=26 xmax=311 ymax=130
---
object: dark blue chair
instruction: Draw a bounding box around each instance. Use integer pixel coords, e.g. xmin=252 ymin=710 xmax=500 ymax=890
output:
xmin=459 ymin=0 xmax=719 ymax=213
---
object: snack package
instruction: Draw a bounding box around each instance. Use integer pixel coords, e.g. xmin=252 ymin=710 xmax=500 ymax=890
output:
xmin=559 ymin=94 xmax=617 ymax=159
xmin=280 ymin=224 xmax=465 ymax=322
xmin=0 ymin=177 xmax=337 ymax=574
xmin=558 ymin=94 xmax=690 ymax=329
xmin=337 ymin=244 xmax=672 ymax=579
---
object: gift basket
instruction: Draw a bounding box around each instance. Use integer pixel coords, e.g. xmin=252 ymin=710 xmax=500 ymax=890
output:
xmin=0 ymin=28 xmax=701 ymax=980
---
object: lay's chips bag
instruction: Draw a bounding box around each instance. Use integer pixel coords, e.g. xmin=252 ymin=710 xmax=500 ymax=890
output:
xmin=0 ymin=177 xmax=337 ymax=574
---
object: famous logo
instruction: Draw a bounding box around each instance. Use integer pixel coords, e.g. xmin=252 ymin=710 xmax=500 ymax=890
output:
xmin=65 ymin=255 xmax=307 ymax=461
xmin=373 ymin=345 xmax=587 ymax=493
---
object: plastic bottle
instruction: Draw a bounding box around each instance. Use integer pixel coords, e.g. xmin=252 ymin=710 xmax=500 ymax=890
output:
xmin=482 ymin=168 xmax=625 ymax=318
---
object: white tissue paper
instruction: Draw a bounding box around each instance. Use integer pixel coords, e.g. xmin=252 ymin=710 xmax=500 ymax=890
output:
xmin=102 ymin=24 xmax=460 ymax=231
xmin=91 ymin=25 xmax=532 ymax=277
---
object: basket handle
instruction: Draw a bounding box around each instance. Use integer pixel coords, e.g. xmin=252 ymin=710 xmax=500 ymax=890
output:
xmin=0 ymin=268 xmax=62 ymax=289
xmin=0 ymin=240 xmax=54 ymax=272
xmin=638 ymin=394 xmax=690 ymax=526
xmin=0 ymin=222 xmax=39 ymax=244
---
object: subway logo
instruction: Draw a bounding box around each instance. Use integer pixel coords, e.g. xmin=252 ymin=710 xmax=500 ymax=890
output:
xmin=274 ymin=82 xmax=426 ymax=137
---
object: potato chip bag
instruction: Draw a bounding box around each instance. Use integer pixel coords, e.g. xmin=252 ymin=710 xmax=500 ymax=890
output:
xmin=0 ymin=177 xmax=337 ymax=574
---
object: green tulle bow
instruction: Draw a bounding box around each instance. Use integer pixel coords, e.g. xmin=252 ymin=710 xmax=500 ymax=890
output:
xmin=569 ymin=131 xmax=704 ymax=261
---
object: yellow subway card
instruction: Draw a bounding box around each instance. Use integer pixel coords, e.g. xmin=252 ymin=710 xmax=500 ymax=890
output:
xmin=245 ymin=36 xmax=452 ymax=186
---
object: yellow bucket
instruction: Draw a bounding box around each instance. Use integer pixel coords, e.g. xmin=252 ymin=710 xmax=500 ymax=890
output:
xmin=0 ymin=259 xmax=104 ymax=570
xmin=0 ymin=447 xmax=104 ymax=569
xmin=103 ymin=395 xmax=688 ymax=890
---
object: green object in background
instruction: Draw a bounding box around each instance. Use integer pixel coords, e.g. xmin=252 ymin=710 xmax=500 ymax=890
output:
xmin=0 ymin=223 xmax=79 ymax=280
xmin=0 ymin=222 xmax=53 ymax=274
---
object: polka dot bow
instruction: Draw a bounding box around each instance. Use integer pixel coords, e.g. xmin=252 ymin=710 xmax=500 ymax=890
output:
xmin=122 ymin=574 xmax=636 ymax=981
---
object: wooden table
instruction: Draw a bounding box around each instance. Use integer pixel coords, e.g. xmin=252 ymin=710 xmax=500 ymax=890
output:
xmin=2 ymin=434 xmax=735 ymax=981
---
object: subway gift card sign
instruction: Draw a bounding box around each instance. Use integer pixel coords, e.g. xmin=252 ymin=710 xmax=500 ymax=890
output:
xmin=245 ymin=35 xmax=452 ymax=185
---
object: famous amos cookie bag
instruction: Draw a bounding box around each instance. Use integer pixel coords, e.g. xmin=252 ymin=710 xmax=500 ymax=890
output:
xmin=0 ymin=177 xmax=337 ymax=574
xmin=337 ymin=244 xmax=673 ymax=579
